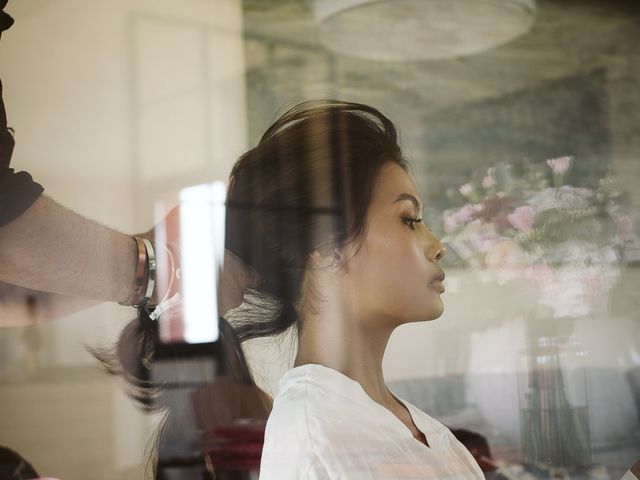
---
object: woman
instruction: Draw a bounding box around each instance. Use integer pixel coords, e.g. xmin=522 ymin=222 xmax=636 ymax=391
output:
xmin=99 ymin=100 xmax=482 ymax=479
xmin=221 ymin=100 xmax=484 ymax=479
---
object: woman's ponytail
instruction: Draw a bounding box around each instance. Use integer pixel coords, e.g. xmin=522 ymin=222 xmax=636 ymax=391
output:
xmin=89 ymin=308 xmax=161 ymax=412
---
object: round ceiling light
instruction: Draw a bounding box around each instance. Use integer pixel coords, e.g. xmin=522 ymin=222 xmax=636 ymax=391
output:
xmin=313 ymin=0 xmax=537 ymax=61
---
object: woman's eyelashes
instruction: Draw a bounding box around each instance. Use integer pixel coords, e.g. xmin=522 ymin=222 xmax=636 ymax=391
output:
xmin=401 ymin=216 xmax=423 ymax=230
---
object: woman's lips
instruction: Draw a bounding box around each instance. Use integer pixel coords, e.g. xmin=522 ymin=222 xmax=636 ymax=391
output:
xmin=429 ymin=281 xmax=445 ymax=293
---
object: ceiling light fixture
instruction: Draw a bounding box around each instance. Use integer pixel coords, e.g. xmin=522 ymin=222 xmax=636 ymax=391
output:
xmin=313 ymin=0 xmax=537 ymax=61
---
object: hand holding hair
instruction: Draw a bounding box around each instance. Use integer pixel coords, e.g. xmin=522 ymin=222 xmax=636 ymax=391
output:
xmin=127 ymin=204 xmax=259 ymax=331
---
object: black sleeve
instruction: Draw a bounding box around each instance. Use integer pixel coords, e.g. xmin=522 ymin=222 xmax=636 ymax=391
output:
xmin=0 ymin=0 xmax=13 ymax=34
xmin=0 ymin=1 xmax=45 ymax=227
xmin=0 ymin=167 xmax=44 ymax=226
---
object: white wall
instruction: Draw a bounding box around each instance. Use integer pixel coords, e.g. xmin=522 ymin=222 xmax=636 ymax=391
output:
xmin=1 ymin=0 xmax=246 ymax=476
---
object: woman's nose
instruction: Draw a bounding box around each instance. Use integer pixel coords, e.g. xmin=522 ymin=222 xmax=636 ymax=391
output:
xmin=422 ymin=227 xmax=446 ymax=262
xmin=433 ymin=245 xmax=446 ymax=262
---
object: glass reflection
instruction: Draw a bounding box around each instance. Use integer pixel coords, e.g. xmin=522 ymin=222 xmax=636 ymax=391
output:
xmin=0 ymin=0 xmax=639 ymax=479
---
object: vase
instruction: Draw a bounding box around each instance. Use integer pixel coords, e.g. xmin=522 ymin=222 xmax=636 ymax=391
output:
xmin=518 ymin=333 xmax=591 ymax=475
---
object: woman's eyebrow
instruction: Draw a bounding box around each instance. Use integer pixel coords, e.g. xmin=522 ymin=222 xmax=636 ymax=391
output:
xmin=392 ymin=193 xmax=423 ymax=212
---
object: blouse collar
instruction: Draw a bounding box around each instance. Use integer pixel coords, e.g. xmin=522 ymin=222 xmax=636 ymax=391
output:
xmin=278 ymin=363 xmax=449 ymax=438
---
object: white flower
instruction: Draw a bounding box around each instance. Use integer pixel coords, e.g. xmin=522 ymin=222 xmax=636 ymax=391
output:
xmin=459 ymin=183 xmax=474 ymax=197
xmin=537 ymin=266 xmax=591 ymax=318
xmin=527 ymin=186 xmax=592 ymax=213
xmin=482 ymin=174 xmax=496 ymax=189
xmin=443 ymin=213 xmax=459 ymax=234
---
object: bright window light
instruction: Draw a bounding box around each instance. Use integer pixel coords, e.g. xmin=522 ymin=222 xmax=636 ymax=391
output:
xmin=178 ymin=181 xmax=227 ymax=344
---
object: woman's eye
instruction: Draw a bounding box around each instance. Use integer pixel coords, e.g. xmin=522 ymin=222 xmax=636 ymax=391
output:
xmin=402 ymin=216 xmax=423 ymax=230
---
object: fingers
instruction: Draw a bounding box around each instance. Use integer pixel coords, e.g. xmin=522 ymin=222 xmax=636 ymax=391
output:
xmin=0 ymin=0 xmax=13 ymax=34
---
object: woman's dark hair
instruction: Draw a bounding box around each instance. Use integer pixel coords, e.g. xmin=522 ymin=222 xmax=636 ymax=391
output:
xmin=224 ymin=99 xmax=407 ymax=341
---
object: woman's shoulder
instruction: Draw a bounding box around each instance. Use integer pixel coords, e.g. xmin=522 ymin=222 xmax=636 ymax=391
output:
xmin=264 ymin=363 xmax=374 ymax=444
xmin=269 ymin=364 xmax=356 ymax=421
xmin=260 ymin=366 xmax=342 ymax=479
xmin=273 ymin=363 xmax=375 ymax=409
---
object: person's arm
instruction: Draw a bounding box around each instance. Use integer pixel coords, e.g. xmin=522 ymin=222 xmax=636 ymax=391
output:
xmin=0 ymin=193 xmax=256 ymax=327
xmin=0 ymin=194 xmax=185 ymax=326
xmin=0 ymin=193 xmax=138 ymax=303
xmin=0 ymin=191 xmax=144 ymax=326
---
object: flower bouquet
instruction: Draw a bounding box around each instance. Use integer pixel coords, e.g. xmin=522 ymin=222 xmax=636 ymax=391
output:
xmin=440 ymin=156 xmax=636 ymax=319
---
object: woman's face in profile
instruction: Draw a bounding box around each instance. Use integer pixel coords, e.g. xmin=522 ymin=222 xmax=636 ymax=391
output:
xmin=341 ymin=161 xmax=446 ymax=328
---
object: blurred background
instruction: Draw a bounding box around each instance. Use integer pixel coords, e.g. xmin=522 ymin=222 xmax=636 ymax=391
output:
xmin=0 ymin=0 xmax=639 ymax=478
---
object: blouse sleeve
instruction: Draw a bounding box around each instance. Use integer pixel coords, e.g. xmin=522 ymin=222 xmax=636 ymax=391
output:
xmin=259 ymin=392 xmax=317 ymax=479
xmin=261 ymin=442 xmax=331 ymax=480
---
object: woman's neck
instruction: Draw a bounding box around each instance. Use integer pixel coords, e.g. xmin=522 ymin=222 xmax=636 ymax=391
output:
xmin=294 ymin=308 xmax=397 ymax=409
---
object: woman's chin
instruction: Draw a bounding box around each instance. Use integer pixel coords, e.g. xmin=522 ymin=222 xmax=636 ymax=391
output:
xmin=405 ymin=306 xmax=444 ymax=324
xmin=425 ymin=300 xmax=445 ymax=321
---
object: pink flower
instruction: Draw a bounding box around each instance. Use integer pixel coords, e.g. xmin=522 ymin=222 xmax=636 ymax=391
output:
xmin=443 ymin=204 xmax=483 ymax=233
xmin=507 ymin=205 xmax=536 ymax=232
xmin=457 ymin=204 xmax=478 ymax=223
xmin=546 ymin=156 xmax=573 ymax=174
xmin=614 ymin=213 xmax=634 ymax=242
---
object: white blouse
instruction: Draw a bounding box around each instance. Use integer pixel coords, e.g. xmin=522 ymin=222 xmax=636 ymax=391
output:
xmin=259 ymin=364 xmax=485 ymax=479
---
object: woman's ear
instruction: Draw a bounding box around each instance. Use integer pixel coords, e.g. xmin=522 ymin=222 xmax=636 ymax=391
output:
xmin=309 ymin=248 xmax=339 ymax=269
xmin=309 ymin=249 xmax=328 ymax=267
xmin=310 ymin=232 xmax=348 ymax=271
